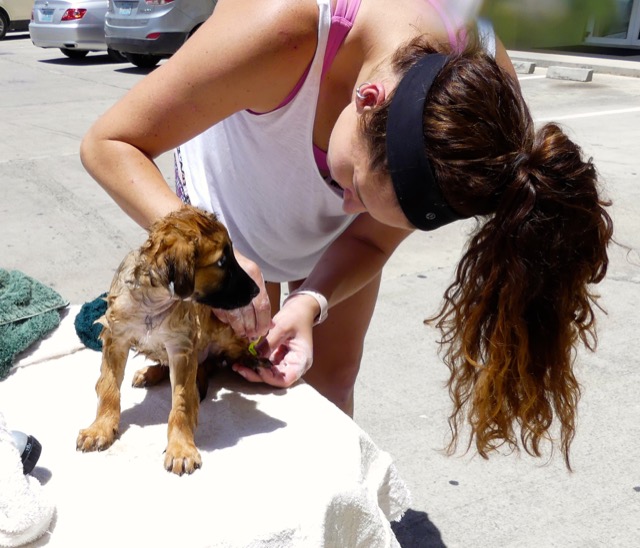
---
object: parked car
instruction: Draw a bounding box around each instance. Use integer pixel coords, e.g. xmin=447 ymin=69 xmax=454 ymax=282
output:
xmin=0 ymin=0 xmax=31 ymax=39
xmin=30 ymin=0 xmax=125 ymax=61
xmin=105 ymin=0 xmax=217 ymax=68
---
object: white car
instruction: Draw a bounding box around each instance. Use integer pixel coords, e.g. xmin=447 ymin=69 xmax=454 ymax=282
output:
xmin=0 ymin=0 xmax=32 ymax=39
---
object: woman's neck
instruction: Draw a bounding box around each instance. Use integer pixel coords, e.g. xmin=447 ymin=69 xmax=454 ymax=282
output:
xmin=313 ymin=0 xmax=450 ymax=151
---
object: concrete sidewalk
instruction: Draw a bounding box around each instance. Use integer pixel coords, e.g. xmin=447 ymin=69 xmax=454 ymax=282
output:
xmin=1 ymin=35 xmax=639 ymax=547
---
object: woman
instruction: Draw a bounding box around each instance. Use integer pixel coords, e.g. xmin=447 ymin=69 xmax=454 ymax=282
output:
xmin=81 ymin=0 xmax=612 ymax=467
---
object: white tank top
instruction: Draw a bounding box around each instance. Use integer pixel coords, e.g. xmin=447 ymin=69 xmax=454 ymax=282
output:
xmin=178 ymin=0 xmax=352 ymax=283
xmin=176 ymin=0 xmax=497 ymax=283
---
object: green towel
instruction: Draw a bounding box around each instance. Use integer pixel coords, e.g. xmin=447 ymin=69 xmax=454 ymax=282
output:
xmin=74 ymin=293 xmax=108 ymax=352
xmin=0 ymin=270 xmax=69 ymax=380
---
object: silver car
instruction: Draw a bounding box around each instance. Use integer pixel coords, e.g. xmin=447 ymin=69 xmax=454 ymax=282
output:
xmin=105 ymin=0 xmax=217 ymax=68
xmin=30 ymin=0 xmax=125 ymax=61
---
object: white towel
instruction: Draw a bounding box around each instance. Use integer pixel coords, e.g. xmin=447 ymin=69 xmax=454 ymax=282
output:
xmin=0 ymin=413 xmax=54 ymax=548
xmin=1 ymin=308 xmax=410 ymax=547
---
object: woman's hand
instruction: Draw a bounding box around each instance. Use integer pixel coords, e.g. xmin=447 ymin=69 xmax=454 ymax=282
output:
xmin=232 ymin=293 xmax=318 ymax=388
xmin=212 ymin=252 xmax=271 ymax=341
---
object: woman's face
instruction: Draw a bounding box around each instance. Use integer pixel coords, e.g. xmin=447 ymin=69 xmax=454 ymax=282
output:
xmin=327 ymin=93 xmax=413 ymax=231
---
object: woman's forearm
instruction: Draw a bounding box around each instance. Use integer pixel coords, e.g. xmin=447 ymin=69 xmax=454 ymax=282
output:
xmin=80 ymin=134 xmax=182 ymax=229
xmin=299 ymin=214 xmax=411 ymax=308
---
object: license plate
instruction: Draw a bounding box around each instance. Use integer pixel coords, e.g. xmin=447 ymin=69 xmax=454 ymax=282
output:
xmin=41 ymin=9 xmax=54 ymax=22
xmin=118 ymin=7 xmax=132 ymax=15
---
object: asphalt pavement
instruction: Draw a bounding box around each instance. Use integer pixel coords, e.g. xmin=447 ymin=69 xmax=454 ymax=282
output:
xmin=1 ymin=33 xmax=639 ymax=547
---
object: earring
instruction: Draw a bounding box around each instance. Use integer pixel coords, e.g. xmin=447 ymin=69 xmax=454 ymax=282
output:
xmin=355 ymin=82 xmax=372 ymax=101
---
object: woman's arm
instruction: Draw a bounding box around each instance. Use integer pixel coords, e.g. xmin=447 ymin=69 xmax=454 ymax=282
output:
xmin=80 ymin=0 xmax=319 ymax=228
xmin=494 ymin=34 xmax=518 ymax=80
xmin=300 ymin=213 xmax=413 ymax=309
xmin=81 ymin=0 xmax=320 ymax=340
xmin=238 ymin=214 xmax=412 ymax=387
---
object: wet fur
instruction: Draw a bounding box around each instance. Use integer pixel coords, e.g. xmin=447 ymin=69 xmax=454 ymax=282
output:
xmin=77 ymin=206 xmax=268 ymax=475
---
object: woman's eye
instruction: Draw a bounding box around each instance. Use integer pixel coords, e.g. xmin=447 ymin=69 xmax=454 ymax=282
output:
xmin=216 ymin=256 xmax=226 ymax=268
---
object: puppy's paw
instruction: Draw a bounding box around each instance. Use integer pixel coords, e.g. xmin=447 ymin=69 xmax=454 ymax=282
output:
xmin=77 ymin=423 xmax=118 ymax=452
xmin=132 ymin=364 xmax=169 ymax=388
xmin=255 ymin=357 xmax=273 ymax=370
xmin=241 ymin=354 xmax=273 ymax=373
xmin=164 ymin=442 xmax=202 ymax=476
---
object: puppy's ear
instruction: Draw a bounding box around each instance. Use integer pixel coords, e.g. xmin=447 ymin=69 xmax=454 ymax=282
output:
xmin=142 ymin=232 xmax=197 ymax=298
xmin=163 ymin=238 xmax=197 ymax=298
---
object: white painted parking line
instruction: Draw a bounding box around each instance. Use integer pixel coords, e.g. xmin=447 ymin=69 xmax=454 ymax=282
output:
xmin=518 ymin=75 xmax=547 ymax=80
xmin=536 ymin=106 xmax=640 ymax=122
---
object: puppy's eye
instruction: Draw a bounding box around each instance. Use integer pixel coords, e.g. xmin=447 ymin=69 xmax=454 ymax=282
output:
xmin=216 ymin=256 xmax=226 ymax=268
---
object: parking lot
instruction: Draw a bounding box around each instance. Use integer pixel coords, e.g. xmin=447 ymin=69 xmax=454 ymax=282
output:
xmin=2 ymin=32 xmax=640 ymax=546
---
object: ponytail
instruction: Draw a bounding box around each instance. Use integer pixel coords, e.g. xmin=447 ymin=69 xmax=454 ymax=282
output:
xmin=361 ymin=36 xmax=613 ymax=467
xmin=431 ymin=123 xmax=613 ymax=469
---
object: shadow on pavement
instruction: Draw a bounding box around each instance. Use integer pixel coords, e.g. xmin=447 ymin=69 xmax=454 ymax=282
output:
xmin=2 ymin=32 xmax=30 ymax=42
xmin=392 ymin=508 xmax=446 ymax=547
xmin=37 ymin=55 xmax=125 ymax=66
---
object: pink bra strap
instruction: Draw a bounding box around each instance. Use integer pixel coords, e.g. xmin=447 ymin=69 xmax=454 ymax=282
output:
xmin=315 ymin=0 xmax=362 ymax=173
xmin=322 ymin=0 xmax=362 ymax=79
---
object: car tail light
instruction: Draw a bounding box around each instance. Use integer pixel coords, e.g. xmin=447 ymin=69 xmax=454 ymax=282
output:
xmin=146 ymin=33 xmax=161 ymax=40
xmin=61 ymin=9 xmax=87 ymax=21
xmin=145 ymin=0 xmax=175 ymax=4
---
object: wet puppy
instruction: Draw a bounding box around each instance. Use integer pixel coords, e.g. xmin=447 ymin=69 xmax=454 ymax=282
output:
xmin=77 ymin=205 xmax=268 ymax=475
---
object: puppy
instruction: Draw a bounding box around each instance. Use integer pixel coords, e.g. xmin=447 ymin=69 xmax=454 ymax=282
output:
xmin=77 ymin=205 xmax=269 ymax=475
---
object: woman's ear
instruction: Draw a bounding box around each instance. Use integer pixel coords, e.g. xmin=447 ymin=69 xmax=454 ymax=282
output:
xmin=355 ymin=82 xmax=386 ymax=113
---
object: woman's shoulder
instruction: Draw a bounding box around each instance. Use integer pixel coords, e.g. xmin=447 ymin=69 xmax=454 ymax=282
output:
xmin=212 ymin=0 xmax=320 ymax=39
xmin=163 ymin=0 xmax=321 ymax=114
xmin=205 ymin=0 xmax=321 ymax=77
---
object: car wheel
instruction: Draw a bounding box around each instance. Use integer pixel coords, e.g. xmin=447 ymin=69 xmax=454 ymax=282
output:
xmin=123 ymin=52 xmax=161 ymax=69
xmin=60 ymin=48 xmax=89 ymax=59
xmin=0 ymin=11 xmax=9 ymax=40
xmin=107 ymin=48 xmax=127 ymax=63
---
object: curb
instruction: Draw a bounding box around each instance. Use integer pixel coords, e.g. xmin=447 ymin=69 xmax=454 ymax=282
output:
xmin=508 ymin=50 xmax=640 ymax=78
xmin=546 ymin=66 xmax=594 ymax=82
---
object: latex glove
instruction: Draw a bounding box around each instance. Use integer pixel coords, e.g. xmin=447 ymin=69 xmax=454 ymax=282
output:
xmin=232 ymin=294 xmax=316 ymax=388
xmin=211 ymin=252 xmax=271 ymax=341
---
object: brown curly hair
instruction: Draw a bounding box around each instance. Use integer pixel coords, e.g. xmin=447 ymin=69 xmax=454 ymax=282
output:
xmin=361 ymin=36 xmax=614 ymax=469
